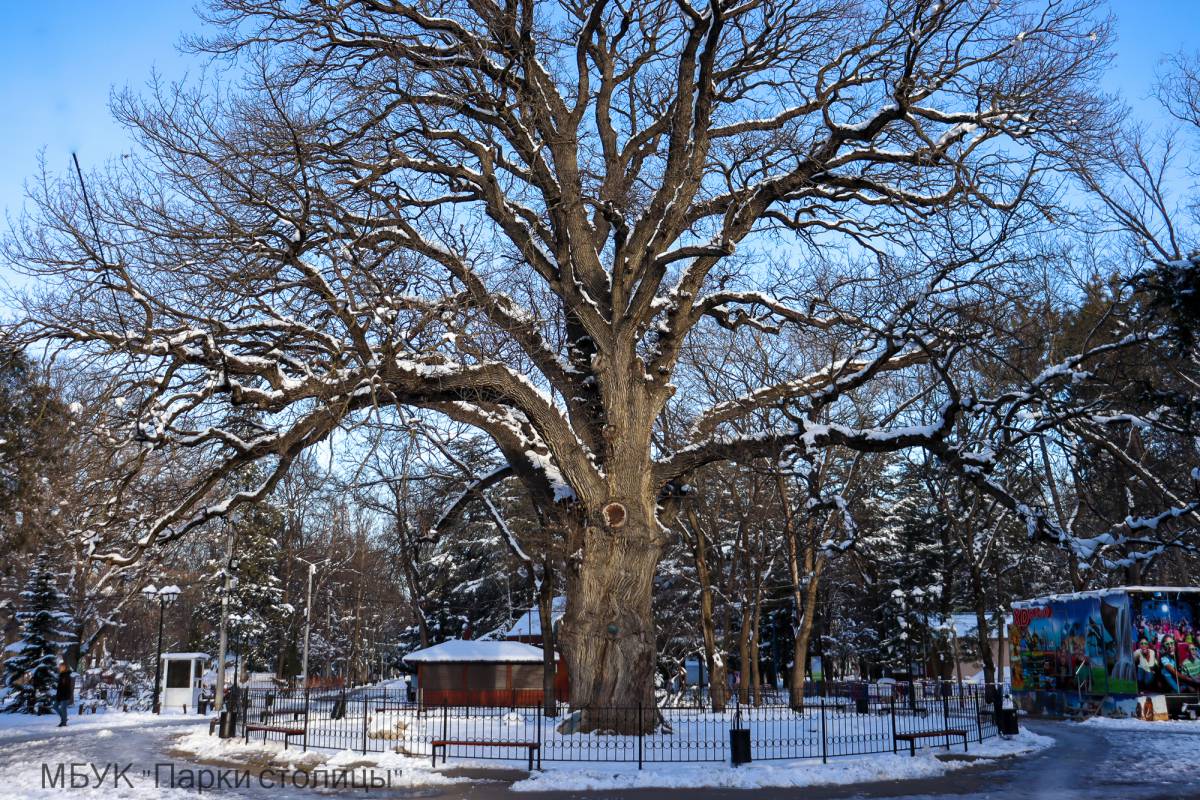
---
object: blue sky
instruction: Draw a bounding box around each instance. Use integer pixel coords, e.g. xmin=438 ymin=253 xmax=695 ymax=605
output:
xmin=0 ymin=1 xmax=1196 ymax=270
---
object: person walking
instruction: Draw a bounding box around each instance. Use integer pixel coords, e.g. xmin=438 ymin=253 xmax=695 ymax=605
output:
xmin=53 ymin=662 xmax=73 ymax=728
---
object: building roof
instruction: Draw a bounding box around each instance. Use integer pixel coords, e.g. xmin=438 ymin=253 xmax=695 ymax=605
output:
xmin=402 ymin=639 xmax=555 ymax=664
xmin=504 ymin=596 xmax=567 ymax=639
xmin=1012 ymin=586 xmax=1200 ymax=608
xmin=161 ymin=652 xmax=209 ymax=660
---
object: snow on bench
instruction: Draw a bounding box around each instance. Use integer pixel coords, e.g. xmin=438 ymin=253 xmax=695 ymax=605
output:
xmin=893 ymin=729 xmax=968 ymax=756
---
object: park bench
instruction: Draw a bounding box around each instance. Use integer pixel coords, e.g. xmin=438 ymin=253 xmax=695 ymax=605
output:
xmin=430 ymin=739 xmax=540 ymax=770
xmin=894 ymin=729 xmax=968 ymax=757
xmin=260 ymin=707 xmax=308 ymax=722
xmin=245 ymin=724 xmax=305 ymax=749
xmin=374 ymin=703 xmax=415 ymax=712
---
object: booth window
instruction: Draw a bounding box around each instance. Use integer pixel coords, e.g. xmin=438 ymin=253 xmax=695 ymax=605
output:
xmin=166 ymin=660 xmax=192 ymax=689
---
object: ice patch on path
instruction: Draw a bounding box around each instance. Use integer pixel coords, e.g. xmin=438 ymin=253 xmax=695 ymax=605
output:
xmin=95 ymin=729 xmax=113 ymax=738
xmin=510 ymin=730 xmax=1055 ymax=792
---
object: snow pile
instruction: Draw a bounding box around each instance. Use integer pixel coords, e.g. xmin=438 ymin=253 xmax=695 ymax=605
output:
xmin=510 ymin=729 xmax=1054 ymax=792
xmin=171 ymin=728 xmax=469 ymax=789
xmin=1079 ymin=716 xmax=1200 ymax=732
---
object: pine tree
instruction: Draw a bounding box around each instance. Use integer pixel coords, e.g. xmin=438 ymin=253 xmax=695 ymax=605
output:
xmin=2 ymin=552 xmax=74 ymax=713
xmin=194 ymin=496 xmax=292 ymax=672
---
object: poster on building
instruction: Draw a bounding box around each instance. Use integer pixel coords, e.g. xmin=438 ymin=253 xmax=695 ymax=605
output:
xmin=1132 ymin=591 xmax=1200 ymax=694
xmin=1010 ymin=594 xmax=1135 ymax=696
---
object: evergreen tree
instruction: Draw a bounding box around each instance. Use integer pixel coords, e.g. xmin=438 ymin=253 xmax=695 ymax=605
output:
xmin=2 ymin=552 xmax=74 ymax=713
xmin=194 ymin=495 xmax=292 ymax=673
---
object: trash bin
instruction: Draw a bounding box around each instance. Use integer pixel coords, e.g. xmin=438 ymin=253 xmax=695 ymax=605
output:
xmin=730 ymin=728 xmax=752 ymax=765
xmin=198 ymin=698 xmax=210 ymax=715
xmin=219 ymin=708 xmax=238 ymax=739
xmin=998 ymin=709 xmax=1019 ymax=736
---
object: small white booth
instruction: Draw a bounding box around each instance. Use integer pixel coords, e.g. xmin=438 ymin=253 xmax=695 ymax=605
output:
xmin=160 ymin=653 xmax=210 ymax=712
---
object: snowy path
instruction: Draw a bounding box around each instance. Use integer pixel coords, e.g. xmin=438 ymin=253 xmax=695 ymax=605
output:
xmin=0 ymin=713 xmax=210 ymax=799
xmin=0 ymin=713 xmax=1196 ymax=798
xmin=790 ymin=718 xmax=1200 ymax=800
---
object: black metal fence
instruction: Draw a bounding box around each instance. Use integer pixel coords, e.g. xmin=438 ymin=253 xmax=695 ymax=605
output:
xmin=233 ymin=681 xmax=1003 ymax=768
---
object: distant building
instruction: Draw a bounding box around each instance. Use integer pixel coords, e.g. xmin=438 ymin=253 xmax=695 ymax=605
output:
xmin=502 ymin=596 xmax=566 ymax=646
xmin=159 ymin=652 xmax=209 ymax=712
xmin=402 ymin=639 xmax=567 ymax=707
xmin=923 ymin=613 xmax=1012 ymax=684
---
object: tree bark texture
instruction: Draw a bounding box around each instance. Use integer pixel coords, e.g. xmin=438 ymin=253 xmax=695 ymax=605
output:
xmin=560 ymin=510 xmax=661 ymax=733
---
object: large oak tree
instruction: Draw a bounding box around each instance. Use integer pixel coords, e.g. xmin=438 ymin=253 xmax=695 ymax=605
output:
xmin=6 ymin=0 xmax=1120 ymax=726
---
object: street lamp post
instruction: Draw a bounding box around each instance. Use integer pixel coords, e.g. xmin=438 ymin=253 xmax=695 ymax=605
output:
xmin=231 ymin=617 xmax=242 ymax=692
xmin=142 ymin=584 xmax=181 ymax=714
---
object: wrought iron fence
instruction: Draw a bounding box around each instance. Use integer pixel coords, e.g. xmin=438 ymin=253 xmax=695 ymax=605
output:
xmin=232 ymin=681 xmax=1004 ymax=768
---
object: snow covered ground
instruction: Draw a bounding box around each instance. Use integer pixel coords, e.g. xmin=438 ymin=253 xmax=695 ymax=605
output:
xmin=6 ymin=708 xmax=1197 ymax=797
xmin=0 ymin=707 xmax=200 ymax=742
xmin=249 ymin=688 xmax=1001 ymax=764
xmin=1074 ymin=715 xmax=1200 ymax=791
xmin=512 ymin=730 xmax=1052 ymax=791
xmin=170 ymin=723 xmax=1053 ymax=793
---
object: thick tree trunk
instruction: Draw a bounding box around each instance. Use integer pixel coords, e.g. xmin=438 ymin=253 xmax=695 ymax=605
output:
xmin=789 ymin=567 xmax=823 ymax=708
xmin=560 ymin=510 xmax=661 ymax=733
xmin=778 ymin=473 xmax=827 ymax=710
xmin=788 ymin=549 xmax=824 ymax=708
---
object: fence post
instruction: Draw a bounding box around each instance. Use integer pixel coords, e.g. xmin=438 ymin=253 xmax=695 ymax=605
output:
xmin=941 ymin=687 xmax=951 ymax=751
xmin=303 ymin=685 xmax=310 ymax=752
xmin=537 ymin=700 xmax=543 ymax=770
xmin=974 ymin=687 xmax=983 ymax=742
xmin=820 ymin=697 xmax=828 ymax=764
xmin=889 ymin=694 xmax=897 ymax=754
xmin=362 ymin=690 xmax=370 ymax=755
xmin=638 ymin=703 xmax=644 ymax=770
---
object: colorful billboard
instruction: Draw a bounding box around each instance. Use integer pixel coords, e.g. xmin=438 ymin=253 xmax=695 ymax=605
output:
xmin=1010 ymin=593 xmax=1136 ymax=696
xmin=1132 ymin=592 xmax=1200 ymax=694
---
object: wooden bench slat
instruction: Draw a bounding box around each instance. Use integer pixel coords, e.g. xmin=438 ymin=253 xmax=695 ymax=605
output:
xmin=895 ymin=729 xmax=967 ymax=739
xmin=430 ymin=739 xmax=540 ymax=770
xmin=246 ymin=725 xmax=304 ymax=735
